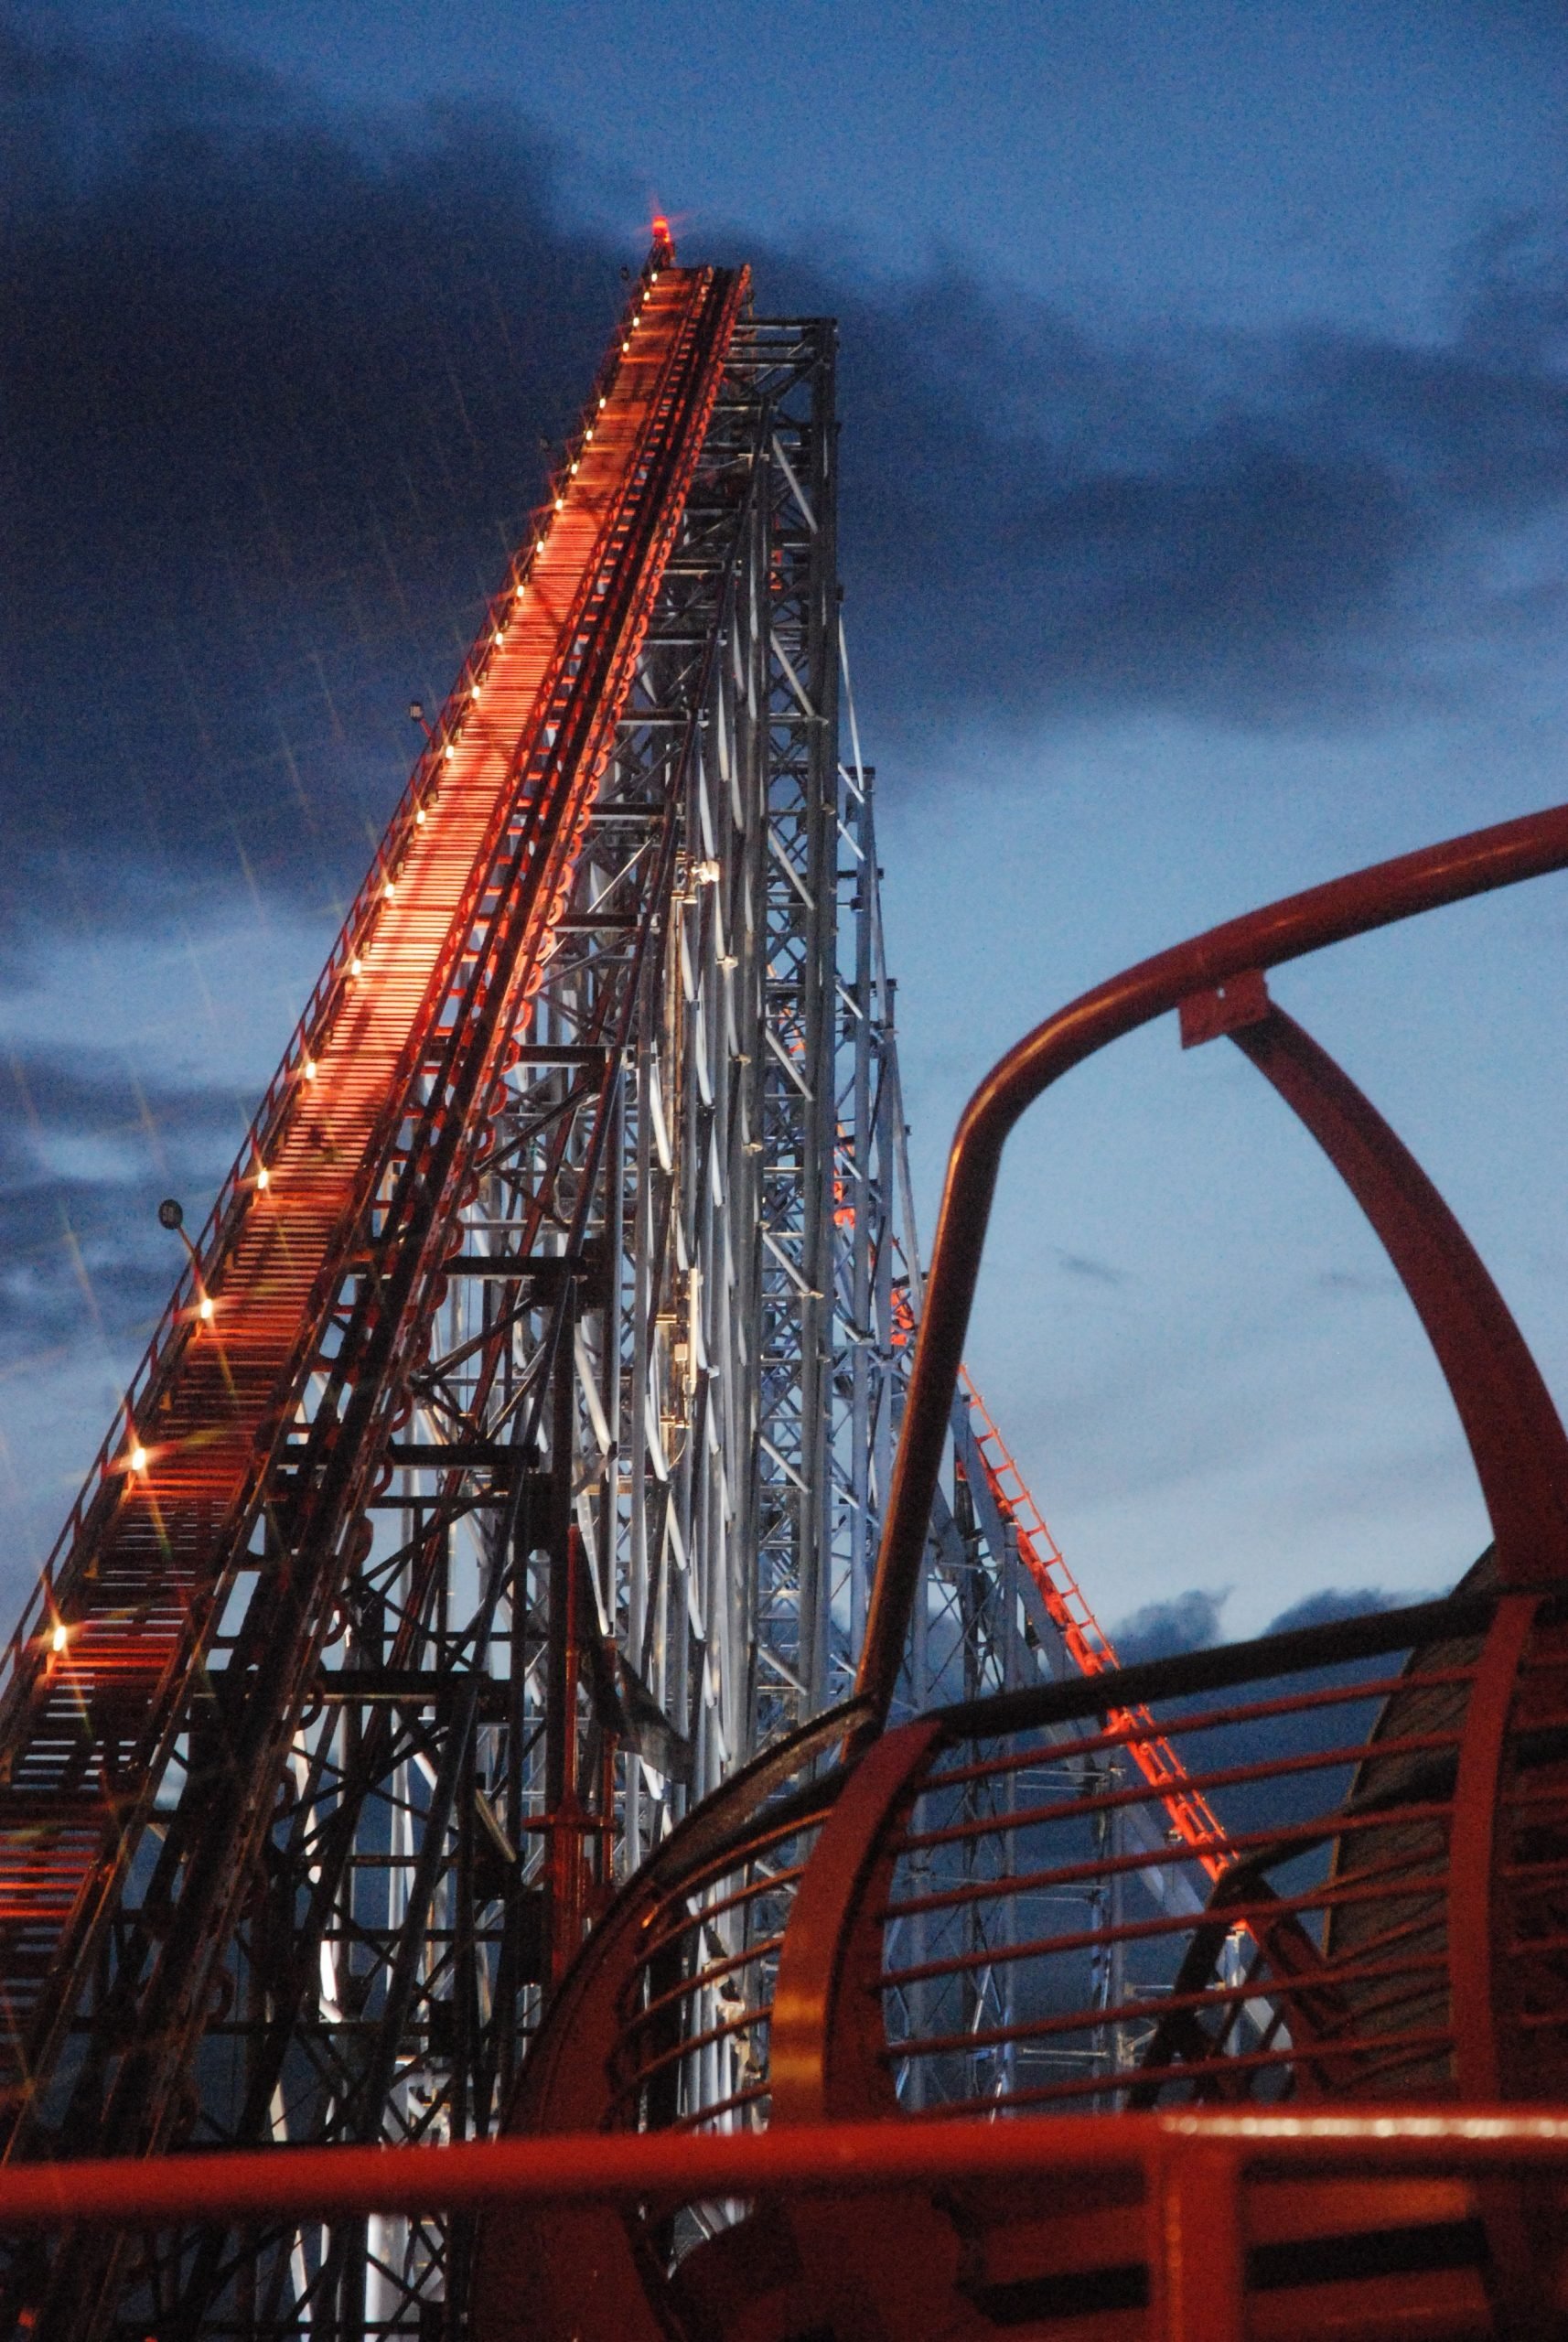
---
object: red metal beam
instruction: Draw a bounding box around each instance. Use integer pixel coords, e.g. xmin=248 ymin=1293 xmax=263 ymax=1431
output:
xmin=1228 ymin=1004 xmax=1568 ymax=1587
xmin=769 ymin=1717 xmax=943 ymax=2120
xmin=0 ymin=2107 xmax=1563 ymax=2233
xmin=11 ymin=2108 xmax=1563 ymax=2342
xmin=857 ymin=802 xmax=1568 ymax=1725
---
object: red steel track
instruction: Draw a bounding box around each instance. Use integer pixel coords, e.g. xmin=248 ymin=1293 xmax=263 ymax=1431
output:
xmin=960 ymin=1368 xmax=1230 ymax=1878
xmin=0 ymin=242 xmax=746 ymax=2135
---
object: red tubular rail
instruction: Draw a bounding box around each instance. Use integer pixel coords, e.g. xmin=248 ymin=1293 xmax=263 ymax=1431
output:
xmin=857 ymin=803 xmax=1568 ymax=1727
xmin=0 ymin=2110 xmax=1565 ymax=2342
xmin=0 ymin=2106 xmax=1559 ymax=2227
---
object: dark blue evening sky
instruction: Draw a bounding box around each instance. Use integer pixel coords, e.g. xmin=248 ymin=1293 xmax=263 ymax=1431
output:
xmin=30 ymin=0 xmax=1568 ymax=331
xmin=2 ymin=0 xmax=1564 ymax=1644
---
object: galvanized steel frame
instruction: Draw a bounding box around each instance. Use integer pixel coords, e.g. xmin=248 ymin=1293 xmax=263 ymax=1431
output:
xmin=0 ymin=267 xmax=866 ymax=2342
xmin=15 ymin=308 xmax=863 ymax=2342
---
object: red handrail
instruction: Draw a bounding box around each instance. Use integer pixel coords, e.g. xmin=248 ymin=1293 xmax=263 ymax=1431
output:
xmin=0 ymin=2105 xmax=1556 ymax=2231
xmin=0 ymin=2108 xmax=1563 ymax=2342
xmin=858 ymin=804 xmax=1568 ymax=1724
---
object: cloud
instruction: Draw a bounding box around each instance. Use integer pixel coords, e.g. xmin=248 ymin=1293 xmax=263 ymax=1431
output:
xmin=5 ymin=22 xmax=1565 ymax=964
xmin=1108 ymin=1584 xmax=1434 ymax=1677
xmin=1054 ymin=1248 xmax=1131 ymax=1286
xmin=1263 ymin=1585 xmax=1404 ymax=1633
xmin=1110 ymin=1586 xmax=1228 ymax=1663
xmin=0 ymin=1045 xmax=243 ymax=1350
xmin=1315 ymin=1266 xmax=1399 ymax=1296
xmin=779 ymin=216 xmax=1568 ymax=743
xmin=2 ymin=25 xmax=627 ymax=925
xmin=3 ymin=20 xmax=1564 ymax=1380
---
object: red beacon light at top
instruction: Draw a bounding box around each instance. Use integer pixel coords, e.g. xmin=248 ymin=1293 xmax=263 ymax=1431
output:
xmin=650 ymin=214 xmax=675 ymax=263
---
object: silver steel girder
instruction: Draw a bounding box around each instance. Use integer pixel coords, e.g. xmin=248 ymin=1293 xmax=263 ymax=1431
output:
xmin=95 ymin=314 xmax=859 ymax=2342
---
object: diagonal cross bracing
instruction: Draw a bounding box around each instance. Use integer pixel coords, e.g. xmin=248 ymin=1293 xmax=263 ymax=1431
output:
xmin=0 ymin=252 xmax=745 ymax=2192
xmin=0 ymin=235 xmax=1250 ymax=2340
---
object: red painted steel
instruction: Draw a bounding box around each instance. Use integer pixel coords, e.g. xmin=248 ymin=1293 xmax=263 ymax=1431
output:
xmin=961 ymin=1367 xmax=1230 ymax=1878
xmin=769 ymin=1717 xmax=944 ymax=2120
xmin=0 ymin=2104 xmax=1556 ymax=2229
xmin=0 ymin=2107 xmax=1461 ymax=2342
xmin=1226 ymin=1002 xmax=1568 ymax=1589
xmin=0 ymin=2104 xmax=1561 ymax=2342
xmin=467 ymin=1589 xmax=1565 ymax=2329
xmin=859 ymin=801 xmax=1568 ymax=1726
xmin=472 ymin=2104 xmax=1568 ymax=2342
xmin=462 ymin=806 xmax=1568 ymax=2342
xmin=0 ymin=248 xmax=748 ymax=2141
xmin=1156 ymin=2139 xmax=1246 ymax=2342
xmin=1447 ymin=1594 xmax=1559 ymax=2335
xmin=480 ymin=1700 xmax=861 ymax=2342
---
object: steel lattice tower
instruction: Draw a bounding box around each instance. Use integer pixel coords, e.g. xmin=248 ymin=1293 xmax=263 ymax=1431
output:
xmin=0 ymin=236 xmax=871 ymax=2340
xmin=0 ymin=236 xmax=1216 ymax=2339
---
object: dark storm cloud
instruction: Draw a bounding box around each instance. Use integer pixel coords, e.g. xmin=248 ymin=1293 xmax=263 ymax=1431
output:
xmin=1263 ymin=1585 xmax=1407 ymax=1632
xmin=1110 ymin=1582 xmax=1421 ymax=1666
xmin=5 ymin=22 xmax=1566 ymax=940
xmin=809 ymin=220 xmax=1568 ymax=739
xmin=0 ymin=1045 xmax=243 ymax=1348
xmin=2 ymin=26 xmax=626 ymax=922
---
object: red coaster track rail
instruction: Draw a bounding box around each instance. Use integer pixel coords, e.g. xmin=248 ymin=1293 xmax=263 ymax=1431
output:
xmin=959 ymin=1366 xmax=1230 ymax=1879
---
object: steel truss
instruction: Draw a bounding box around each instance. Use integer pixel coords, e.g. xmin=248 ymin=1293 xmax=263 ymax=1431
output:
xmin=0 ymin=243 xmax=1219 ymax=2339
xmin=0 ymin=277 xmax=894 ymax=2340
xmin=162 ymin=323 xmax=842 ymax=2341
